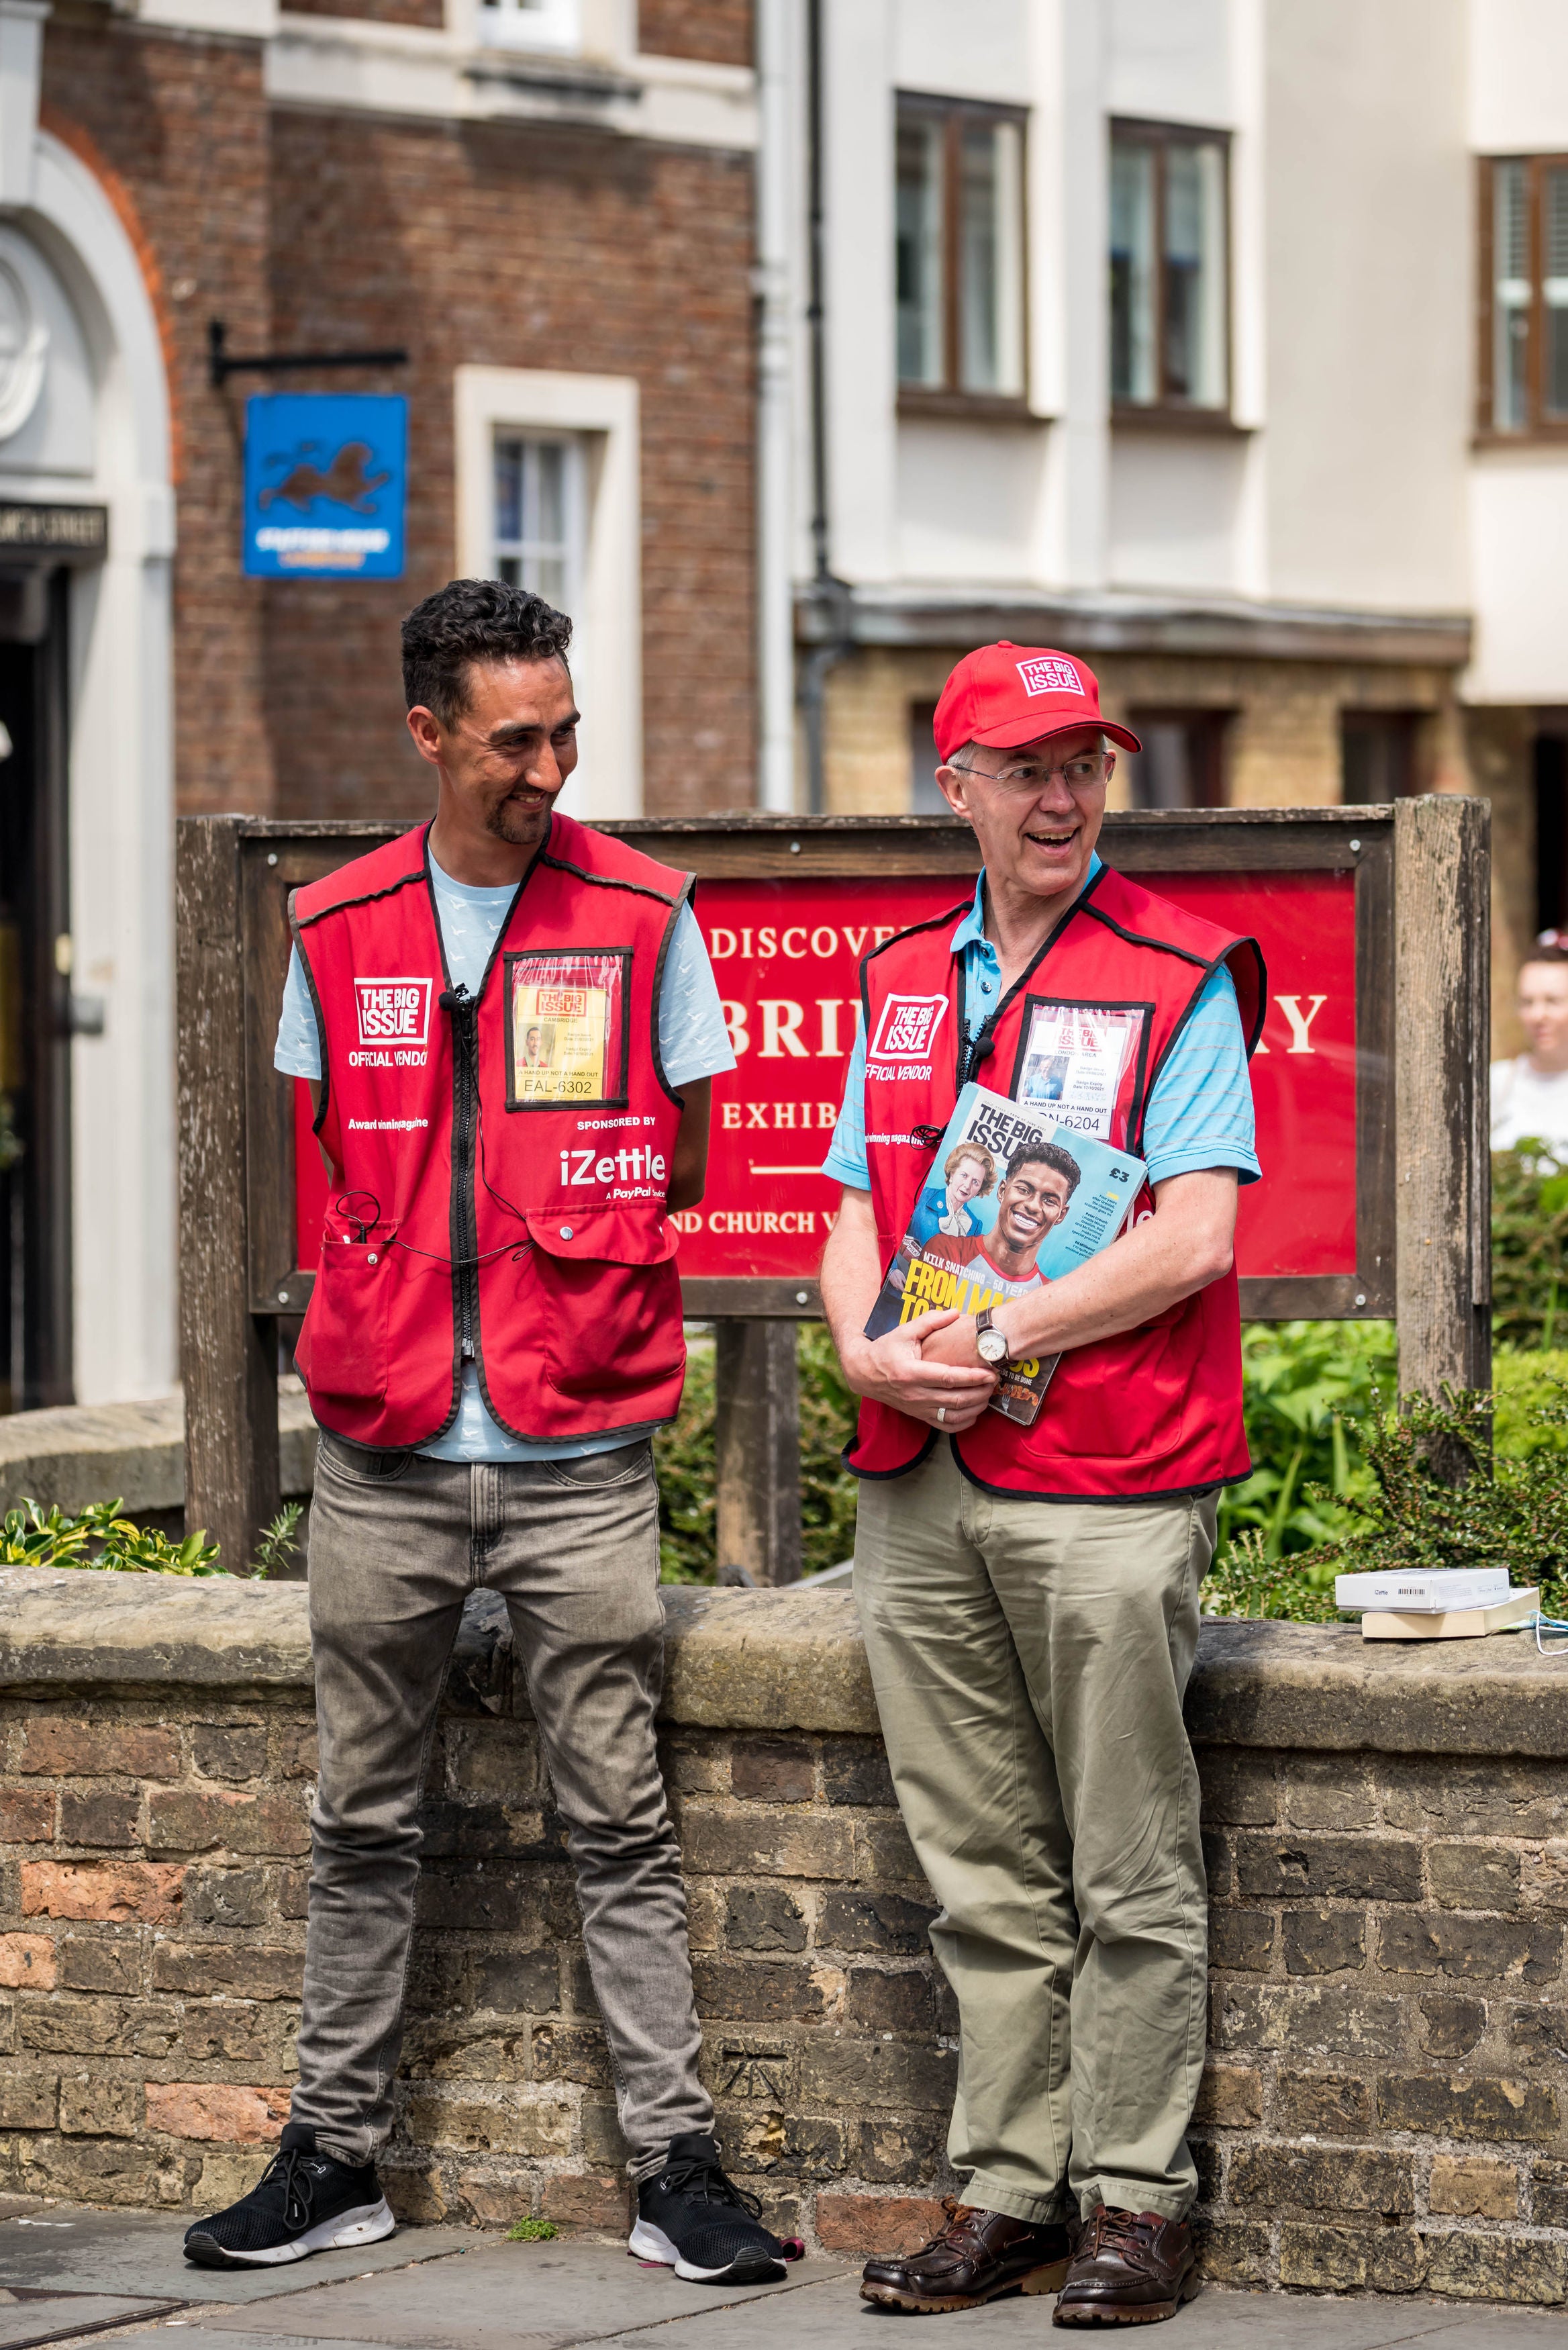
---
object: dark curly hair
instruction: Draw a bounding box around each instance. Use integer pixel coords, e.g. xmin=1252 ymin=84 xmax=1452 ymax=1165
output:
xmin=401 ymin=577 xmax=573 ymax=727
xmin=1006 ymin=1139 xmax=1081 ymax=1200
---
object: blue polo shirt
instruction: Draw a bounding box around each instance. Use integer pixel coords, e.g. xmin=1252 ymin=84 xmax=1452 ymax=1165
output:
xmin=822 ymin=859 xmax=1261 ymax=1190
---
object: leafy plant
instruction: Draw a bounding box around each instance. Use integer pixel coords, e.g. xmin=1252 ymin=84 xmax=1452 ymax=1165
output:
xmin=0 ymin=1498 xmax=223 ymax=1575
xmin=654 ymin=1339 xmax=718 ymax=1583
xmin=505 ymin=2218 xmax=558 ymax=2242
xmin=1215 ymin=1319 xmax=1396 ymax=1567
xmin=1199 ymin=1527 xmax=1340 ymax=1622
xmin=248 ymin=1502 xmax=304 ymax=1581
xmin=1491 ymin=1145 xmax=1568 ymax=1350
xmin=654 ymin=1329 xmax=859 ymax=1585
xmin=795 ymin=1323 xmax=860 ymax=1577
xmin=1206 ymin=1358 xmax=1568 ymax=1622
xmin=1302 ymin=1378 xmax=1568 ymax=1611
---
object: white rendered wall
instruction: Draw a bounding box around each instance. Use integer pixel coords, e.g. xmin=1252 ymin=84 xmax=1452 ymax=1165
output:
xmin=1464 ymin=0 xmax=1568 ymax=704
xmin=894 ymin=0 xmax=1028 ymax=103
xmin=1263 ymin=0 xmax=1469 ymax=614
xmin=1467 ymin=458 xmax=1568 ymax=704
xmin=896 ymin=421 xmax=1049 ymax=584
xmin=1108 ymin=435 xmax=1250 ymax=595
xmin=818 ymin=0 xmax=896 ymax=584
xmin=1469 ymin=0 xmax=1568 ymax=152
xmin=1106 ymin=0 xmax=1232 ymax=128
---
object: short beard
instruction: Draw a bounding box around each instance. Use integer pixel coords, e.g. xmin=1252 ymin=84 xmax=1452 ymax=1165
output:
xmin=484 ymin=794 xmax=550 ymax=845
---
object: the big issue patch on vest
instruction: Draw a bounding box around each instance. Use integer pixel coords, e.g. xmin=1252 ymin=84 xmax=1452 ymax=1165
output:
xmin=293 ymin=867 xmax=1353 ymax=1290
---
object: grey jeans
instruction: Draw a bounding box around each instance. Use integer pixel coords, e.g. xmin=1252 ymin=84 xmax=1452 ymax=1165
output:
xmin=290 ymin=1431 xmax=712 ymax=2178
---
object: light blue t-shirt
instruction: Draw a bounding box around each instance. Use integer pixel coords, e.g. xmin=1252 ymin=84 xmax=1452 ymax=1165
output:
xmin=277 ymin=855 xmax=735 ymax=1461
xmin=822 ymin=859 xmax=1261 ymax=1190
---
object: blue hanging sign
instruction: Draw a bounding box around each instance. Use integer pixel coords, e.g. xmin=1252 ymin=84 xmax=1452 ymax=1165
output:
xmin=242 ymin=393 xmax=407 ymax=580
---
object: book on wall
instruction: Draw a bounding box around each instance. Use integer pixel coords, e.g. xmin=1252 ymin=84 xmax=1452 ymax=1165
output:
xmin=1334 ymin=1567 xmax=1512 ymax=1614
xmin=863 ymin=1081 xmax=1146 ymax=1427
xmin=1361 ymin=1588 xmax=1538 ymax=1642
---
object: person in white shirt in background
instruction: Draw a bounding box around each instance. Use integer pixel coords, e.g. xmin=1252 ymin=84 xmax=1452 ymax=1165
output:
xmin=1491 ymin=939 xmax=1568 ymax=1162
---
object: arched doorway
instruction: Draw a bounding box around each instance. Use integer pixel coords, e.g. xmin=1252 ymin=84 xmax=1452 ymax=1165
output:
xmin=0 ymin=128 xmax=173 ymax=1409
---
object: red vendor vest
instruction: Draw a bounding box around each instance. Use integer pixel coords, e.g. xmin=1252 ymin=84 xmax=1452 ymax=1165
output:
xmin=848 ymin=862 xmax=1266 ymax=1501
xmin=290 ymin=814 xmax=692 ymax=1451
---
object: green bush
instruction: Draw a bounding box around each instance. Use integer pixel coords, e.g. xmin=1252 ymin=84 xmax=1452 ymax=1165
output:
xmin=1204 ymin=1348 xmax=1568 ymax=1622
xmin=1492 ymin=1145 xmax=1568 ymax=1350
xmin=655 ymin=1328 xmax=857 ymax=1585
xmin=1216 ymin=1319 xmax=1396 ymax=1566
xmin=0 ymin=1497 xmax=302 ymax=1579
xmin=654 ymin=1340 xmax=718 ymax=1583
xmin=1 ymin=1499 xmax=224 ymax=1574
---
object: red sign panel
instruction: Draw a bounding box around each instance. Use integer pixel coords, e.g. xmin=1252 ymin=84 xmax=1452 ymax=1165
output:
xmin=293 ymin=868 xmax=1358 ymax=1285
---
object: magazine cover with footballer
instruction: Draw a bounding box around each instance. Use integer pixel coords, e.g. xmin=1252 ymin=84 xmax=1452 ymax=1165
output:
xmin=864 ymin=1082 xmax=1148 ymax=1426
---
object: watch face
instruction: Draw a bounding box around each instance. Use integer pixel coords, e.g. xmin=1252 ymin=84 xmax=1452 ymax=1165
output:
xmin=977 ymin=1328 xmax=1009 ymax=1365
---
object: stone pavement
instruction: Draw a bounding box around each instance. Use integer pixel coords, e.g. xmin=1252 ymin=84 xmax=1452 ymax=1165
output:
xmin=1 ymin=2210 xmax=1565 ymax=2350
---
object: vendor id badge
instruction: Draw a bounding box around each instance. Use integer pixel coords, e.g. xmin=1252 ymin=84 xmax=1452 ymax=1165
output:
xmin=504 ymin=949 xmax=630 ymax=1110
xmin=1012 ymin=1000 xmax=1149 ymax=1141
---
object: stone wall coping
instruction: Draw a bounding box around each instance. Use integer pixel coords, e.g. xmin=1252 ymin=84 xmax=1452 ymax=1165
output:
xmin=2 ymin=1568 xmax=1568 ymax=1754
xmin=0 ymin=1384 xmax=317 ymax=1515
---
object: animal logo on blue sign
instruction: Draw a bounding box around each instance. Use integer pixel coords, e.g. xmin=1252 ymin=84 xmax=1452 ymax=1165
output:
xmin=243 ymin=393 xmax=406 ymax=581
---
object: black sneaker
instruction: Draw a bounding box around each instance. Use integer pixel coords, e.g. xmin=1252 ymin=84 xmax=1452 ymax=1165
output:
xmin=629 ymin=2130 xmax=795 ymax=2286
xmin=184 ymin=2123 xmax=396 ymax=2269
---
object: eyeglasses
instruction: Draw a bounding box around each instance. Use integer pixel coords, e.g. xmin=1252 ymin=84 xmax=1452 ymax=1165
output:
xmin=947 ymin=752 xmax=1109 ymax=796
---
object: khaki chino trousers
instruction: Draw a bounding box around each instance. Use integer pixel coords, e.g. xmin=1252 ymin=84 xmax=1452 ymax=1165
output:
xmin=853 ymin=1442 xmax=1213 ymax=2224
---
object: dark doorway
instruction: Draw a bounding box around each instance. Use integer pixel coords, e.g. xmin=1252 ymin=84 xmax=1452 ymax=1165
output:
xmin=0 ymin=567 xmax=72 ymax=1411
xmin=1340 ymin=710 xmax=1420 ymax=803
xmin=1126 ymin=710 xmax=1230 ymax=809
xmin=1535 ymin=731 xmax=1568 ymax=939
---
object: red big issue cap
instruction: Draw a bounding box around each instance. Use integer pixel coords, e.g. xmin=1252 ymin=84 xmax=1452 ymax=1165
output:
xmin=932 ymin=642 xmax=1142 ymax=763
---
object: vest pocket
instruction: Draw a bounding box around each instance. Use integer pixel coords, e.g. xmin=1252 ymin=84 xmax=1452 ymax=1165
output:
xmin=296 ymin=1241 xmax=391 ymax=1405
xmin=1024 ymin=1315 xmax=1189 ymax=1466
xmin=524 ymin=1209 xmax=683 ymax=1403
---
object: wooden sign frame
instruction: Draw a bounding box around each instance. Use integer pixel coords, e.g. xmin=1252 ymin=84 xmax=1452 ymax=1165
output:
xmin=177 ymin=799 xmax=1489 ymax=1570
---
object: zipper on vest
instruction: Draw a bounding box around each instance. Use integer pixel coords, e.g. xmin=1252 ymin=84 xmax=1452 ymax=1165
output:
xmin=446 ymin=983 xmax=482 ymax=1364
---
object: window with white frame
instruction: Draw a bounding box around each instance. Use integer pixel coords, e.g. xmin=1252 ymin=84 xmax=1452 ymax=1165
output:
xmin=896 ymin=95 xmax=1026 ymax=406
xmin=1110 ymin=121 xmax=1229 ymax=414
xmin=456 ymin=366 xmax=642 ymax=820
xmin=492 ymin=434 xmax=584 ymax=613
xmin=476 ymin=0 xmax=579 ymax=52
xmin=1481 ymin=155 xmax=1568 ymax=436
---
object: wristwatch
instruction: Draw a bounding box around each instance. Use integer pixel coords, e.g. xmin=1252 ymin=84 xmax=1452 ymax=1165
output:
xmin=974 ymin=1309 xmax=1012 ymax=1369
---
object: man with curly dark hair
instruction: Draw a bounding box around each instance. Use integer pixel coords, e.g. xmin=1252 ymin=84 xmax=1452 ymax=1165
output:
xmin=184 ymin=579 xmax=790 ymax=2291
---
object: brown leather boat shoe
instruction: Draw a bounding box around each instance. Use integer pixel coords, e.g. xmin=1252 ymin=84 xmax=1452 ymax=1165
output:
xmin=860 ymin=2197 xmax=1071 ymax=2314
xmin=1052 ymin=2206 xmax=1197 ymax=2326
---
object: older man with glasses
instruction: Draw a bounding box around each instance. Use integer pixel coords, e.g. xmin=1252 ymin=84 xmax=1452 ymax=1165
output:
xmin=819 ymin=644 xmax=1265 ymax=2328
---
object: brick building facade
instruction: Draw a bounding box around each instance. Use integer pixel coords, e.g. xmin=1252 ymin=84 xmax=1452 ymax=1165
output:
xmin=42 ymin=5 xmax=758 ymax=822
xmin=0 ymin=0 xmax=761 ymax=1411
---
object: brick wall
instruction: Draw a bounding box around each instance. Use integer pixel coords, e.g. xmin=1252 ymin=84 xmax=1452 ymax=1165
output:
xmin=263 ymin=109 xmax=756 ymax=822
xmin=39 ymin=16 xmax=758 ymax=825
xmin=1 ymin=1587 xmax=1565 ymax=2308
xmin=287 ymin=0 xmax=441 ymax=25
xmin=1199 ymin=1745 xmax=1568 ymax=2304
xmin=638 ymin=0 xmax=751 ymax=66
